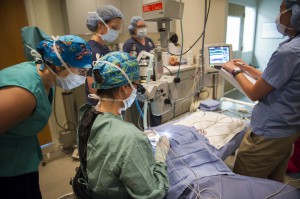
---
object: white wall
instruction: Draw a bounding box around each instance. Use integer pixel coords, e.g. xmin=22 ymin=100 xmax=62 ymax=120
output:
xmin=176 ymin=0 xmax=228 ymax=56
xmin=25 ymin=0 xmax=65 ymax=35
xmin=253 ymin=0 xmax=286 ymax=70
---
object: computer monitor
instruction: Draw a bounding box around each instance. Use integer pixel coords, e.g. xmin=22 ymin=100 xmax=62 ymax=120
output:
xmin=203 ymin=43 xmax=233 ymax=72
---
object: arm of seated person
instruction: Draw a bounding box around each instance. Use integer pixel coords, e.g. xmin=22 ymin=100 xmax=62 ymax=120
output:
xmin=120 ymin=134 xmax=169 ymax=198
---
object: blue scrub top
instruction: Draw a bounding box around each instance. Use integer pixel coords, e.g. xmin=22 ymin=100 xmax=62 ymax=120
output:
xmin=85 ymin=40 xmax=111 ymax=106
xmin=251 ymin=34 xmax=300 ymax=138
xmin=123 ymin=37 xmax=155 ymax=56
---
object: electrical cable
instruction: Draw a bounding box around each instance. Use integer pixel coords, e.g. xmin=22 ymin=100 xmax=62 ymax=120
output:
xmin=53 ymin=87 xmax=69 ymax=131
xmin=135 ymin=99 xmax=143 ymax=119
xmin=168 ymin=0 xmax=211 ymax=57
xmin=53 ymin=87 xmax=78 ymax=152
xmin=174 ymin=0 xmax=212 ymax=114
xmin=164 ymin=137 xmax=221 ymax=199
xmin=264 ymin=179 xmax=300 ymax=199
xmin=163 ymin=65 xmax=173 ymax=76
xmin=152 ymin=122 xmax=300 ymax=199
xmin=137 ymin=104 xmax=146 ymax=131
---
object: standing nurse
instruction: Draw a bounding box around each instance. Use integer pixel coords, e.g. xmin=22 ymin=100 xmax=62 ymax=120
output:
xmin=85 ymin=5 xmax=124 ymax=105
xmin=123 ymin=16 xmax=155 ymax=55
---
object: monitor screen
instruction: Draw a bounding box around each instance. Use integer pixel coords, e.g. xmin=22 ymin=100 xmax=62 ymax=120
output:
xmin=208 ymin=46 xmax=230 ymax=67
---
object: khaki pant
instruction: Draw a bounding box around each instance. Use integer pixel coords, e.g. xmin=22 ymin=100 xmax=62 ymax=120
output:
xmin=233 ymin=129 xmax=300 ymax=182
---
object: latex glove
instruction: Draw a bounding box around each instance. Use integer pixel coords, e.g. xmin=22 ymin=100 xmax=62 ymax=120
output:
xmin=155 ymin=136 xmax=170 ymax=163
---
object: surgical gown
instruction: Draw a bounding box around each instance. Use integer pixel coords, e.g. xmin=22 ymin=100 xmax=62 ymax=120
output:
xmin=86 ymin=112 xmax=170 ymax=199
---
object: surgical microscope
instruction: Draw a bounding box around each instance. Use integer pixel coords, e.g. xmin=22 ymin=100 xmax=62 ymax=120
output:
xmin=136 ymin=0 xmax=184 ymax=129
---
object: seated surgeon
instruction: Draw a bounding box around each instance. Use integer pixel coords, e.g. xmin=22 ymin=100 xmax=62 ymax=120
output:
xmin=0 ymin=34 xmax=92 ymax=199
xmin=80 ymin=51 xmax=170 ymax=199
xmin=123 ymin=16 xmax=155 ymax=55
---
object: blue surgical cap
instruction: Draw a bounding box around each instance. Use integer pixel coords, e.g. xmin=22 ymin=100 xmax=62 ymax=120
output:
xmin=86 ymin=5 xmax=124 ymax=32
xmin=92 ymin=52 xmax=140 ymax=89
xmin=37 ymin=35 xmax=92 ymax=69
xmin=286 ymin=0 xmax=300 ymax=31
xmin=128 ymin=16 xmax=144 ymax=35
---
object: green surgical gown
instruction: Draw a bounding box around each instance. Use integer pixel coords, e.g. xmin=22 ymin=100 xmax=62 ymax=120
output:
xmin=86 ymin=112 xmax=170 ymax=199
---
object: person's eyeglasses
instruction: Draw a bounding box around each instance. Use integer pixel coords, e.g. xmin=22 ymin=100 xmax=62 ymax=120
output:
xmin=136 ymin=25 xmax=147 ymax=28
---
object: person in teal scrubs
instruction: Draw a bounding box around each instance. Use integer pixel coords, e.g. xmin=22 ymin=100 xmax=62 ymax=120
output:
xmin=80 ymin=51 xmax=170 ymax=199
xmin=0 ymin=34 xmax=92 ymax=199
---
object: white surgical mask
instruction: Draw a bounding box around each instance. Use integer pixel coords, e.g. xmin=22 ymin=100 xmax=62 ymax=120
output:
xmin=89 ymin=87 xmax=137 ymax=113
xmin=51 ymin=36 xmax=86 ymax=90
xmin=56 ymin=73 xmax=86 ymax=90
xmin=275 ymin=8 xmax=293 ymax=36
xmin=88 ymin=60 xmax=137 ymax=113
xmin=120 ymin=88 xmax=137 ymax=112
xmin=137 ymin=28 xmax=147 ymax=38
xmin=93 ymin=12 xmax=119 ymax=43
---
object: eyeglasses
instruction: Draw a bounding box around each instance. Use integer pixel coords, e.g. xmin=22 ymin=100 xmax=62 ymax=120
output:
xmin=136 ymin=25 xmax=147 ymax=28
xmin=56 ymin=67 xmax=88 ymax=77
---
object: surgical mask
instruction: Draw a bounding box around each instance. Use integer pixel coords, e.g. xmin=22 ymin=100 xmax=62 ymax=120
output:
xmin=275 ymin=8 xmax=293 ymax=36
xmin=93 ymin=12 xmax=119 ymax=43
xmin=89 ymin=87 xmax=137 ymax=113
xmin=96 ymin=29 xmax=119 ymax=43
xmin=56 ymin=73 xmax=86 ymax=90
xmin=120 ymin=88 xmax=137 ymax=112
xmin=137 ymin=28 xmax=147 ymax=38
xmin=51 ymin=36 xmax=86 ymax=90
xmin=89 ymin=59 xmax=137 ymax=112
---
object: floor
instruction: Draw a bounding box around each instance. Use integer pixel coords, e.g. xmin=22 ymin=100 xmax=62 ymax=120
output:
xmin=39 ymin=144 xmax=79 ymax=199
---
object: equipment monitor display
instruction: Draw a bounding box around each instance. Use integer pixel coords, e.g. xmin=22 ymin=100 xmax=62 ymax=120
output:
xmin=209 ymin=46 xmax=230 ymax=66
xmin=203 ymin=44 xmax=233 ymax=72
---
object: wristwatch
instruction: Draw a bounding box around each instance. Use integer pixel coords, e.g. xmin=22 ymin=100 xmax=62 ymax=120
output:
xmin=232 ymin=67 xmax=243 ymax=78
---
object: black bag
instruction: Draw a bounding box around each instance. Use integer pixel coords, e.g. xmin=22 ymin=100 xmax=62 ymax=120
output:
xmin=72 ymin=165 xmax=92 ymax=199
xmin=71 ymin=104 xmax=101 ymax=199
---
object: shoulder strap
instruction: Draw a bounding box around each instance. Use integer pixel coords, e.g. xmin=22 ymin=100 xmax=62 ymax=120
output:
xmin=77 ymin=104 xmax=101 ymax=179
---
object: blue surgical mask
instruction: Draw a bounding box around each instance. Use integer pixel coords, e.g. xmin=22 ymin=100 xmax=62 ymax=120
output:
xmin=96 ymin=29 xmax=119 ymax=43
xmin=137 ymin=28 xmax=147 ymax=38
xmin=94 ymin=13 xmax=119 ymax=43
xmin=275 ymin=8 xmax=293 ymax=36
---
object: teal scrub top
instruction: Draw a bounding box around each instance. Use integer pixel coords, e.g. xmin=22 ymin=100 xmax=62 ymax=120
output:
xmin=86 ymin=112 xmax=170 ymax=199
xmin=0 ymin=62 xmax=52 ymax=177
